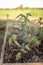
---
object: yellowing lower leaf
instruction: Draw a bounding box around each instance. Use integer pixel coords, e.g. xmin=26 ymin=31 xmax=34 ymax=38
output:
xmin=25 ymin=45 xmax=30 ymax=51
xmin=21 ymin=48 xmax=27 ymax=53
xmin=16 ymin=52 xmax=21 ymax=60
xmin=14 ymin=40 xmax=21 ymax=47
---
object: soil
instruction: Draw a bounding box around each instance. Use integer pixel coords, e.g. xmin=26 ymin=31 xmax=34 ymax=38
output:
xmin=3 ymin=38 xmax=43 ymax=63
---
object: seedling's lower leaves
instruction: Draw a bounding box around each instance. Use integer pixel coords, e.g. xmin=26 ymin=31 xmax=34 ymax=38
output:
xmin=9 ymin=37 xmax=12 ymax=45
xmin=32 ymin=36 xmax=40 ymax=46
xmin=21 ymin=48 xmax=27 ymax=53
xmin=14 ymin=40 xmax=21 ymax=47
xmin=16 ymin=52 xmax=22 ymax=60
xmin=8 ymin=34 xmax=17 ymax=45
xmin=12 ymin=34 xmax=17 ymax=40
xmin=25 ymin=45 xmax=30 ymax=51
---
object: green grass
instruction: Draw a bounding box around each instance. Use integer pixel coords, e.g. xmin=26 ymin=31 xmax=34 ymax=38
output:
xmin=0 ymin=9 xmax=43 ymax=17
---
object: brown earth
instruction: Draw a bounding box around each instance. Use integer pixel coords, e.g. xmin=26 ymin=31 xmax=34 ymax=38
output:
xmin=0 ymin=16 xmax=43 ymax=20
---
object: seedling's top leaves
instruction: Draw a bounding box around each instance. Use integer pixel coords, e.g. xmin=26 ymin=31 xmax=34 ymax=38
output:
xmin=15 ymin=14 xmax=29 ymax=22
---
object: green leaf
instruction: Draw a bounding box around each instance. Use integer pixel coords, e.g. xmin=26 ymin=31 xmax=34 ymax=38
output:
xmin=8 ymin=34 xmax=17 ymax=45
xmin=24 ymin=34 xmax=32 ymax=43
xmin=12 ymin=34 xmax=17 ymax=41
xmin=25 ymin=45 xmax=30 ymax=51
xmin=21 ymin=48 xmax=27 ymax=53
xmin=16 ymin=52 xmax=21 ymax=60
xmin=12 ymin=34 xmax=21 ymax=47
xmin=14 ymin=40 xmax=21 ymax=47
xmin=32 ymin=36 xmax=40 ymax=46
xmin=9 ymin=37 xmax=12 ymax=45
xmin=24 ymin=35 xmax=40 ymax=46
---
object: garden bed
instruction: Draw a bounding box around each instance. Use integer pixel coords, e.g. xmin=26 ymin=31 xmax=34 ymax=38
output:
xmin=1 ymin=20 xmax=43 ymax=64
